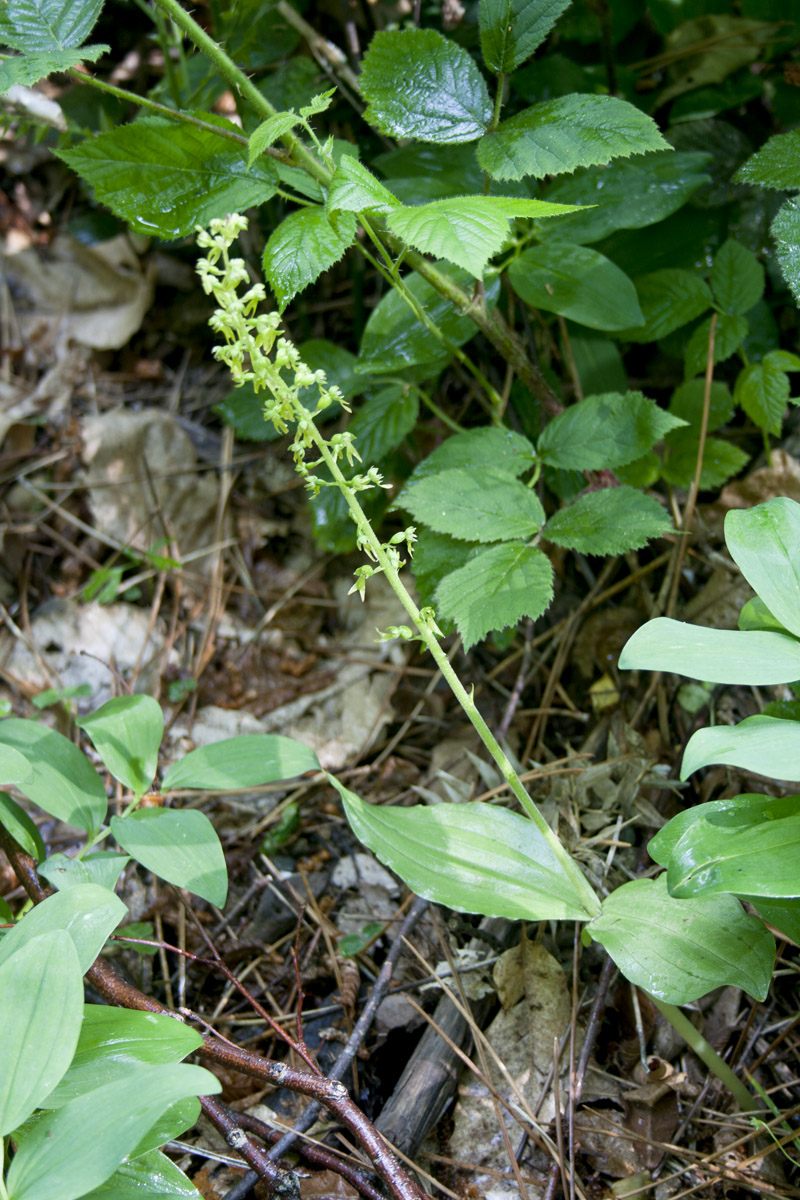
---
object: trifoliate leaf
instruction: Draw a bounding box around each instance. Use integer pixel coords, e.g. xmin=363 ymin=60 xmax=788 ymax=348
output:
xmin=327 ymin=155 xmax=399 ymax=214
xmin=537 ymin=390 xmax=685 ymax=471
xmin=263 ymin=207 xmax=356 ymax=310
xmin=398 ymin=468 xmax=545 ymax=542
xmin=734 ymin=358 xmax=790 ymax=436
xmin=409 ymin=426 xmax=535 ymax=483
xmin=544 ymin=487 xmax=671 ymax=554
xmin=683 ymin=312 xmax=748 ymax=380
xmin=247 ymin=111 xmax=302 ymax=166
xmin=479 ymin=0 xmax=572 ymax=73
xmin=711 ymin=238 xmax=765 ymax=315
xmin=435 ymin=542 xmax=554 ymax=649
xmin=0 ymin=44 xmax=107 ymax=92
xmin=622 ymin=269 xmax=712 ymax=342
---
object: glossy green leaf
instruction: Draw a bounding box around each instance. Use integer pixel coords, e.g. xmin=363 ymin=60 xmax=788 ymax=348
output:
xmin=684 ymin=313 xmax=748 ymax=380
xmin=508 ymin=242 xmax=642 ymax=331
xmin=664 ymin=806 xmax=800 ymax=901
xmin=111 ymin=809 xmax=227 ymax=907
xmin=737 ymin=597 xmax=789 ymax=635
xmin=411 ymin=529 xmax=479 ymax=610
xmin=725 ymin=499 xmax=800 ymax=638
xmin=622 ymin=269 xmax=712 ymax=342
xmin=772 ymin=197 xmax=800 ymax=304
xmin=436 ymin=542 xmax=554 ymax=650
xmin=386 ymin=195 xmax=577 ymax=278
xmin=537 ymin=390 xmax=684 ymax=471
xmin=57 ymin=120 xmax=278 ymax=240
xmin=0 ymin=0 xmax=103 ymax=50
xmin=330 ymin=778 xmax=596 ymax=921
xmin=409 ymin=426 xmax=535 ymax=482
xmin=129 ymin=1096 xmax=200 ymax=1159
xmin=78 ymin=696 xmax=163 ymax=799
xmin=544 ymin=487 xmax=671 ymax=555
xmin=263 ymin=206 xmax=356 ymax=311
xmin=327 ymin=155 xmax=399 ymax=214
xmin=247 ymin=111 xmax=301 ymax=166
xmin=0 ymin=884 xmax=126 ymax=974
xmin=398 ymin=468 xmax=545 ymax=542
xmin=734 ymin=357 xmax=791 ymax=436
xmin=361 ymin=29 xmax=492 ymax=144
xmin=0 ymin=791 xmax=45 ymax=861
xmin=81 ymin=1149 xmax=201 ymax=1200
xmin=477 ymin=94 xmax=668 ymax=181
xmin=735 ymin=129 xmax=800 ymax=191
xmin=162 ymin=734 xmax=319 ymax=791
xmin=750 ymin=898 xmax=800 ymax=944
xmin=39 ymin=852 xmax=129 ymax=893
xmin=587 ymin=875 xmax=774 ymax=1003
xmin=619 ymin=617 xmax=800 ymax=684
xmin=6 ymin=1063 xmax=219 ymax=1200
xmin=479 ymin=0 xmax=571 ymax=73
xmin=649 ymin=793 xmax=800 ymax=867
xmin=348 ymin=387 xmax=419 ymax=465
xmin=682 ymin=715 xmax=800 ymax=781
xmin=711 ymin=239 xmax=765 ymax=315
xmin=0 ymin=932 xmax=83 ymax=1136
xmin=0 ymin=718 xmax=106 ymax=832
xmin=0 ymin=44 xmax=106 ymax=91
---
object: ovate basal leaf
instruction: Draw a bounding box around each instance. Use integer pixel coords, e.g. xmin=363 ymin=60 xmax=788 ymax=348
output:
xmin=398 ymin=468 xmax=545 ymax=542
xmin=263 ymin=207 xmax=356 ymax=310
xmin=682 ymin=715 xmax=800 ymax=782
xmin=667 ymin=810 xmax=800 ymax=900
xmin=0 ymin=790 xmax=45 ymax=861
xmin=537 ymin=390 xmax=685 ymax=471
xmin=725 ymin=498 xmax=800 ymax=638
xmin=508 ymin=242 xmax=642 ymax=331
xmin=329 ymin=777 xmax=596 ymax=921
xmin=161 ymin=734 xmax=320 ymax=791
xmin=543 ymin=487 xmax=671 ymax=555
xmin=479 ymin=0 xmax=572 ymax=73
xmin=0 ymin=883 xmax=126 ymax=974
xmin=81 ymin=1149 xmax=201 ymax=1200
xmin=111 ymin=809 xmax=228 ymax=907
xmin=649 ymin=793 xmax=800 ymax=867
xmin=619 ymin=617 xmax=800 ymax=684
xmin=0 ymin=718 xmax=106 ymax=833
xmin=78 ymin=695 xmax=163 ymax=799
xmin=587 ymin=875 xmax=774 ymax=1003
xmin=435 ymin=542 xmax=554 ymax=650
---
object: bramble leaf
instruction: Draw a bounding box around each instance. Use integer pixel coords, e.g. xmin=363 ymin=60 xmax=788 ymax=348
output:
xmin=327 ymin=155 xmax=399 ymax=214
xmin=735 ymin=129 xmax=800 ymax=191
xmin=734 ymin=357 xmax=790 ymax=436
xmin=508 ymin=242 xmax=642 ymax=331
xmin=543 ymin=487 xmax=671 ymax=555
xmin=435 ymin=542 xmax=554 ymax=649
xmin=263 ymin=207 xmax=356 ymax=310
xmin=479 ymin=0 xmax=571 ymax=73
xmin=0 ymin=44 xmax=107 ymax=92
xmin=772 ymin=198 xmax=800 ymax=304
xmin=537 ymin=390 xmax=685 ymax=471
xmin=684 ymin=313 xmax=748 ymax=380
xmin=622 ymin=269 xmax=712 ymax=342
xmin=0 ymin=0 xmax=103 ymax=50
xmin=398 ymin=468 xmax=545 ymax=542
xmin=247 ymin=111 xmax=301 ymax=166
xmin=711 ymin=239 xmax=764 ymax=315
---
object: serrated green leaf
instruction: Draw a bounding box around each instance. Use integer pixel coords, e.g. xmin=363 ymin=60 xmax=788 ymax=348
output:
xmin=725 ymin=499 xmax=800 ymax=638
xmin=771 ymin=197 xmax=800 ymax=305
xmin=587 ymin=874 xmax=774 ymax=1003
xmin=327 ymin=155 xmax=399 ymax=214
xmin=398 ymin=468 xmax=545 ymax=542
xmin=0 ymin=790 xmax=45 ymax=861
xmin=411 ymin=529 xmax=479 ymax=610
xmin=330 ymin=776 xmax=595 ymax=920
xmin=682 ymin=715 xmax=800 ymax=782
xmin=661 ymin=429 xmax=748 ymax=490
xmin=57 ymin=120 xmax=278 ymax=240
xmin=386 ymin=195 xmax=578 ymax=278
xmin=0 ymin=0 xmax=103 ymax=50
xmin=0 ymin=44 xmax=106 ymax=91
xmin=619 ymin=617 xmax=800 ymax=684
xmin=247 ymin=111 xmax=301 ymax=166
xmin=684 ymin=313 xmax=748 ymax=380
xmin=162 ymin=734 xmax=319 ymax=791
xmin=435 ymin=542 xmax=554 ymax=649
xmin=81 ymin=1149 xmax=201 ymax=1200
xmin=544 ymin=487 xmax=670 ymax=555
xmin=263 ymin=206 xmax=356 ymax=310
xmin=0 ymin=719 xmax=107 ymax=833
xmin=360 ymin=29 xmax=492 ymax=144
xmin=735 ymin=129 xmax=800 ymax=191
xmin=477 ymin=94 xmax=668 ymax=182
xmin=0 ymin=884 xmax=126 ymax=974
xmin=711 ymin=239 xmax=765 ymax=315
xmin=78 ymin=696 xmax=163 ymax=800
xmin=409 ymin=426 xmax=535 ymax=482
xmin=734 ymin=359 xmax=790 ymax=436
xmin=537 ymin=390 xmax=685 ymax=471
xmin=0 ymin=932 xmax=83 ymax=1136
xmin=649 ymin=793 xmax=800 ymax=867
xmin=622 ymin=269 xmax=712 ymax=342
xmin=111 ymin=809 xmax=227 ymax=907
xmin=348 ymin=386 xmax=418 ymax=465
xmin=669 ymin=379 xmax=734 ymax=432
xmin=479 ymin=0 xmax=571 ymax=73
xmin=509 ymin=242 xmax=642 ymax=331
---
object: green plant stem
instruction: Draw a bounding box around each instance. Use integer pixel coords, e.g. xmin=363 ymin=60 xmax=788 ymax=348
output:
xmin=306 ymin=421 xmax=600 ymax=919
xmin=491 ymin=72 xmax=506 ymax=131
xmin=650 ymin=997 xmax=758 ymax=1112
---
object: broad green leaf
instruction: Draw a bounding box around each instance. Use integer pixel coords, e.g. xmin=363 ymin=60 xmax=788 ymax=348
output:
xmin=409 ymin=426 xmax=535 ymax=482
xmin=358 ymin=266 xmax=500 ymax=375
xmin=669 ymin=379 xmax=734 ymax=432
xmin=622 ymin=269 xmax=712 ymax=342
xmin=78 ymin=696 xmax=163 ymax=799
xmin=543 ymin=487 xmax=671 ymax=555
xmin=0 ymin=932 xmax=83 ymax=1136
xmin=479 ymin=0 xmax=571 ymax=73
xmin=587 ymin=875 xmax=774 ymax=1003
xmin=661 ymin=430 xmax=748 ymax=491
xmin=111 ymin=809 xmax=227 ymax=907
xmin=0 ymin=719 xmax=107 ymax=833
xmin=129 ymin=1096 xmax=200 ymax=1159
xmin=684 ymin=313 xmax=748 ymax=380
xmin=327 ymin=155 xmax=399 ymax=214
xmin=435 ymin=542 xmax=554 ymax=650
xmin=57 ymin=120 xmax=278 ymax=240
xmin=411 ymin=529 xmax=479 ymax=611
xmin=360 ymin=29 xmax=492 ymax=144
xmin=0 ymin=0 xmax=103 ymax=50
xmin=725 ymin=499 xmax=800 ymax=638
xmin=649 ymin=793 xmax=800 ymax=867
xmin=537 ymin=391 xmax=685 ymax=471
xmin=682 ymin=715 xmax=800 ymax=782
xmin=348 ymin=387 xmax=418 ymax=465
xmin=735 ymin=129 xmax=800 ymax=191
xmin=38 ymin=851 xmax=129 ymax=893
xmin=619 ymin=617 xmax=800 ymax=684
xmin=751 ymin=898 xmax=800 ymax=944
xmin=82 ymin=1149 xmax=201 ymax=1200
xmin=711 ymin=239 xmax=765 ymax=315
xmin=6 ymin=1063 xmax=219 ymax=1200
xmin=263 ymin=206 xmax=356 ymax=310
xmin=734 ymin=358 xmax=790 ymax=436
xmin=508 ymin=242 xmax=642 ymax=331
xmin=247 ymin=111 xmax=301 ymax=166
xmin=477 ymin=94 xmax=668 ymax=181
xmin=738 ymin=597 xmax=789 ymax=635
xmin=544 ymin=151 xmax=711 ymax=245
xmin=398 ymin=468 xmax=545 ymax=542
xmin=0 ymin=884 xmax=127 ymax=974
xmin=0 ymin=44 xmax=106 ymax=91
xmin=0 ymin=791 xmax=45 ymax=861
xmin=44 ymin=1007 xmax=203 ymax=1111
xmin=772 ymin=197 xmax=800 ymax=304
xmin=385 ymin=195 xmax=578 ymax=278
xmin=330 ymin=778 xmax=596 ymax=921
xmin=162 ymin=734 xmax=319 ymax=792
